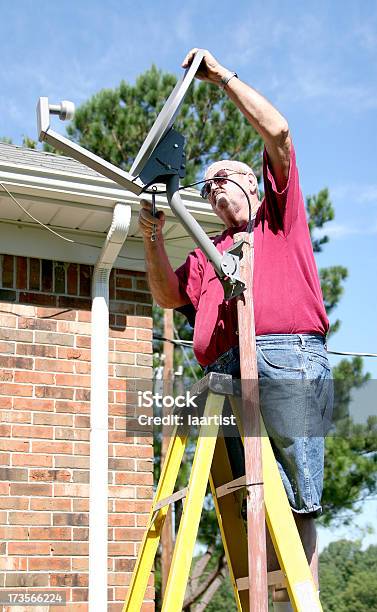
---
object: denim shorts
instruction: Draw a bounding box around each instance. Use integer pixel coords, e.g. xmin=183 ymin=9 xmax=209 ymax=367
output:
xmin=204 ymin=334 xmax=334 ymax=516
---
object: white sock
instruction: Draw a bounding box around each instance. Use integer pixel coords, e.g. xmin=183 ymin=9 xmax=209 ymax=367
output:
xmin=272 ymin=603 xmax=293 ymax=612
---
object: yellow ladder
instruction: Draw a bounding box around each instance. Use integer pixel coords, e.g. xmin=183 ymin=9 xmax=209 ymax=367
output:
xmin=123 ymin=372 xmax=322 ymax=612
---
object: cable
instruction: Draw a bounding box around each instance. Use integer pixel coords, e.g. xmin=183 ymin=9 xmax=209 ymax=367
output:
xmin=143 ymin=176 xmax=255 ymax=233
xmin=0 ymin=182 xmax=74 ymax=243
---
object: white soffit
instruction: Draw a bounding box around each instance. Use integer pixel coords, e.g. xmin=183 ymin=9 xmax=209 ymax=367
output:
xmin=0 ymin=143 xmax=223 ymax=271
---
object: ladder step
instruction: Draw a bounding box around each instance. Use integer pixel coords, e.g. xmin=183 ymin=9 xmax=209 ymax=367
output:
xmin=153 ymin=487 xmax=188 ymax=512
xmin=236 ymin=571 xmax=287 ymax=591
xmin=216 ymin=475 xmax=246 ymax=498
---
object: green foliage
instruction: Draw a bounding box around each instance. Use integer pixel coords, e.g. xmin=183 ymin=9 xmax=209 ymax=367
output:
xmin=319 ymin=541 xmax=377 ymax=611
xmin=0 ymin=136 xmax=13 ymax=144
xmin=306 ymin=188 xmax=334 ymax=253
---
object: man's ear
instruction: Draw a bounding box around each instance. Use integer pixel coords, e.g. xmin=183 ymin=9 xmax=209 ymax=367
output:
xmin=248 ymin=173 xmax=258 ymax=195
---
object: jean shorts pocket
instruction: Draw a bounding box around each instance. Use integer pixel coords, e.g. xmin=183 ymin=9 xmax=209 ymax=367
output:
xmin=307 ymin=349 xmax=331 ymax=372
xmin=258 ymin=346 xmax=304 ymax=372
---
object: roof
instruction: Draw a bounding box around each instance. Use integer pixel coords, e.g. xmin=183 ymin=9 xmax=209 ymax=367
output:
xmin=0 ymin=141 xmax=102 ymax=178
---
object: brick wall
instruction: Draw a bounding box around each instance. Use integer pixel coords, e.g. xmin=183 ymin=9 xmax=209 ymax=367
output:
xmin=0 ymin=255 xmax=155 ymax=611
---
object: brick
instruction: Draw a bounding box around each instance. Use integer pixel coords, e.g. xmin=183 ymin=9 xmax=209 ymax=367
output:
xmin=0 ymin=355 xmax=34 ymax=369
xmin=72 ymin=557 xmax=88 ymax=570
xmin=30 ymin=498 xmax=71 ymax=511
xmin=135 ymin=328 xmax=153 ymax=341
xmin=0 ymin=526 xmax=28 ymax=539
xmin=67 ymin=263 xmax=78 ymax=295
xmin=0 ymin=288 xmax=16 ymax=301
xmin=0 ymin=452 xmax=10 ymax=464
xmin=18 ymin=316 xmax=56 ymax=331
xmin=0 ymin=424 xmax=11 ymax=436
xmin=14 ymin=371 xmax=55 ymax=384
xmin=0 ymin=340 xmax=15 ymax=353
xmin=16 ymin=256 xmax=27 ymax=289
xmin=29 ymin=527 xmax=71 ymax=540
xmin=54 ymin=484 xmax=89 ymax=498
xmin=10 ymin=483 xmax=52 ymax=496
xmin=31 ymin=441 xmax=73 ymax=454
xmin=55 ymin=373 xmax=90 ymax=387
xmin=0 ymin=328 xmax=33 ymax=342
xmin=74 ymin=415 xmax=89 ymax=428
xmin=29 ymin=258 xmax=41 ymax=290
xmin=72 ymin=470 xmax=89 ymax=483
xmin=36 ymin=306 xmax=76 ymax=320
xmin=55 ymin=427 xmax=89 ymax=442
xmin=19 ymin=292 xmax=57 ymax=306
xmin=41 ymin=259 xmax=53 ymax=292
xmin=0 ymin=382 xmax=33 ymax=397
xmin=33 ymin=413 xmax=73 ymax=426
xmin=136 ymin=304 xmax=152 ymax=317
xmin=108 ymin=486 xmax=135 ymax=500
xmin=75 ymin=361 xmax=90 ymax=374
xmin=9 ymin=512 xmax=51 ymax=525
xmin=29 ymin=557 xmax=71 ymax=571
xmin=56 ymin=400 xmax=89 ymax=414
xmin=30 ymin=469 xmax=71 ymax=482
xmin=0 ymin=369 xmax=13 ymax=382
xmin=0 ymin=497 xmax=29 ymax=510
xmin=116 ymin=276 xmax=132 ymax=289
xmin=0 ymin=439 xmax=29 ymax=452
xmin=109 ymin=515 xmax=135 ymax=527
xmin=50 ymin=573 xmax=87 ymax=587
xmin=12 ymin=453 xmax=53 ymax=467
xmin=2 ymin=254 xmax=14 ymax=287
xmin=114 ymin=500 xmax=151 ymax=513
xmin=125 ymin=316 xmax=153 ymax=329
xmin=72 ymin=587 xmax=88 ymax=602
xmin=108 ymin=458 xmax=135 ymax=471
xmin=12 ymin=425 xmax=53 ymax=439
xmin=72 ymin=498 xmax=89 ymax=512
xmin=35 ymin=357 xmax=74 ymax=373
xmin=115 ymin=365 xmax=151 ymax=379
xmin=108 ymin=542 xmax=135 ymax=556
xmin=5 ymin=573 xmax=49 ymax=587
xmin=53 ymin=513 xmax=88 ymax=526
xmin=114 ymin=558 xmax=136 ymax=572
xmin=75 ymin=389 xmax=90 ymax=402
xmin=136 ymin=354 xmax=153 ymax=366
xmin=136 ymin=486 xmax=153 ymax=499
xmin=0 ymin=409 xmax=29 ymax=424
xmin=115 ymin=472 xmax=153 ymax=486
xmin=51 ymin=542 xmax=89 ymax=556
xmin=8 ymin=541 xmax=51 ymax=555
xmin=0 ymin=396 xmax=12 ymax=408
xmin=13 ymin=397 xmax=54 ymax=411
xmin=75 ymin=336 xmax=91 ymax=349
xmin=34 ymin=331 xmax=74 ymax=346
xmin=58 ymin=347 xmax=90 ymax=360
xmin=73 ymin=527 xmax=89 ymax=541
xmin=0 ymin=467 xmax=28 ymax=481
xmin=55 ymin=456 xmax=89 ymax=469
xmin=59 ymin=295 xmax=91 ymax=310
xmin=54 ymin=261 xmax=66 ymax=293
xmin=17 ymin=343 xmax=57 ymax=357
xmin=35 ymin=386 xmax=74 ymax=399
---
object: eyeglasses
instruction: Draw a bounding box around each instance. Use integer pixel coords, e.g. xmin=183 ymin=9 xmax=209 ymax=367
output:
xmin=200 ymin=169 xmax=249 ymax=199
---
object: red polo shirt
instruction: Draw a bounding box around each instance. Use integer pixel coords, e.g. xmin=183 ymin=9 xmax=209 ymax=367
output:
xmin=175 ymin=143 xmax=329 ymax=367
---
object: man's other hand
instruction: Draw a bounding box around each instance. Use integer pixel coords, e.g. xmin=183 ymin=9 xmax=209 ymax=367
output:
xmin=139 ymin=198 xmax=165 ymax=241
xmin=182 ymin=48 xmax=228 ymax=86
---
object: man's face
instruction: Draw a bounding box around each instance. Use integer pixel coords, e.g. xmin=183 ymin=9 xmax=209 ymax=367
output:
xmin=204 ymin=161 xmax=258 ymax=228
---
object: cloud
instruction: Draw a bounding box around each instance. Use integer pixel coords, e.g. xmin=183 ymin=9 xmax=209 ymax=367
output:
xmin=330 ymin=184 xmax=377 ymax=206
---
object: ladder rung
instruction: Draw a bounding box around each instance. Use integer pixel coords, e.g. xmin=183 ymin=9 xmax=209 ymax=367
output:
xmin=154 ymin=487 xmax=188 ymax=512
xmin=216 ymin=475 xmax=246 ymax=498
xmin=236 ymin=571 xmax=287 ymax=591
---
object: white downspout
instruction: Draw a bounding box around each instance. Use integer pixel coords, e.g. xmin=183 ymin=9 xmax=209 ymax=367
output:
xmin=89 ymin=202 xmax=132 ymax=612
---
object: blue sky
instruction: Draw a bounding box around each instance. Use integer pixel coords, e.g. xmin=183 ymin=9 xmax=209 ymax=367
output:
xmin=1 ymin=0 xmax=376 ymax=548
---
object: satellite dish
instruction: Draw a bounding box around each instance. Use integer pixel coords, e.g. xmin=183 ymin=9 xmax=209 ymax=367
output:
xmin=130 ymin=49 xmax=205 ymax=178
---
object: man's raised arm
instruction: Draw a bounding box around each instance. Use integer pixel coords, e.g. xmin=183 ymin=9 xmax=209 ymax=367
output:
xmin=182 ymin=48 xmax=291 ymax=191
xmin=138 ymin=199 xmax=190 ymax=309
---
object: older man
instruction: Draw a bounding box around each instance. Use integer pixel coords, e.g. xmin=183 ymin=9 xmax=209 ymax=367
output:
xmin=139 ymin=49 xmax=332 ymax=610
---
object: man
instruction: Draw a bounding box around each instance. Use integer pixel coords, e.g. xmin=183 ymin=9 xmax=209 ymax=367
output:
xmin=139 ymin=49 xmax=333 ymax=610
